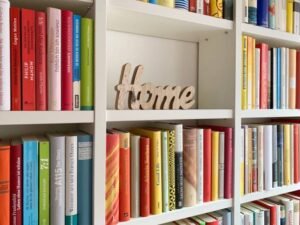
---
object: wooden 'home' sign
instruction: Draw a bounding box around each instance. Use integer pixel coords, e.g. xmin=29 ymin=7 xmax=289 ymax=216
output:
xmin=115 ymin=63 xmax=195 ymax=110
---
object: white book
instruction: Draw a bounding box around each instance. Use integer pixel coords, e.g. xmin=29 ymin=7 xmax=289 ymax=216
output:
xmin=161 ymin=130 xmax=169 ymax=212
xmin=290 ymin=125 xmax=294 ymax=184
xmin=264 ymin=125 xmax=273 ymax=191
xmin=0 ymin=0 xmax=10 ymax=110
xmin=241 ymin=207 xmax=254 ymax=225
xmin=294 ymin=8 xmax=300 ymax=35
xmin=272 ymin=125 xmax=278 ymax=188
xmin=130 ymin=135 xmax=140 ymax=218
xmin=243 ymin=204 xmax=264 ymax=225
xmin=281 ymin=0 xmax=287 ymax=31
xmin=284 ymin=194 xmax=300 ymax=225
xmin=47 ymin=7 xmax=61 ymax=110
xmin=276 ymin=0 xmax=282 ymax=30
xmin=255 ymin=48 xmax=261 ymax=109
xmin=240 ymin=212 xmax=245 ymax=225
xmin=218 ymin=132 xmax=225 ymax=199
xmin=65 ymin=134 xmax=78 ymax=222
xmin=243 ymin=0 xmax=249 ymax=23
xmin=273 ymin=48 xmax=277 ymax=109
xmin=197 ymin=0 xmax=204 ymax=14
xmin=286 ymin=49 xmax=289 ymax=108
xmin=257 ymin=125 xmax=264 ymax=191
xmin=196 ymin=129 xmax=204 ymax=203
xmin=281 ymin=47 xmax=286 ymax=109
xmin=244 ymin=125 xmax=249 ymax=194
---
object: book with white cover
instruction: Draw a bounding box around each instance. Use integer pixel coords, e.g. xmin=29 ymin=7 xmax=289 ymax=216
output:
xmin=281 ymin=48 xmax=286 ymax=109
xmin=280 ymin=0 xmax=287 ymax=31
xmin=196 ymin=128 xmax=203 ymax=203
xmin=243 ymin=0 xmax=249 ymax=23
xmin=286 ymin=50 xmax=289 ymax=108
xmin=273 ymin=48 xmax=277 ymax=109
xmin=197 ymin=0 xmax=204 ymax=14
xmin=218 ymin=132 xmax=225 ymax=199
xmin=264 ymin=125 xmax=273 ymax=191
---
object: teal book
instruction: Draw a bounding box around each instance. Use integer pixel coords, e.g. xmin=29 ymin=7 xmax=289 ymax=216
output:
xmin=22 ymin=137 xmax=39 ymax=225
xmin=161 ymin=130 xmax=169 ymax=212
xmin=78 ymin=133 xmax=93 ymax=225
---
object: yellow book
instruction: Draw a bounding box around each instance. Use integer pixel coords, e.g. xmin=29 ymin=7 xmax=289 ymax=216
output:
xmin=211 ymin=131 xmax=219 ymax=201
xmin=240 ymin=127 xmax=245 ymax=196
xmin=242 ymin=36 xmax=248 ymax=110
xmin=287 ymin=0 xmax=294 ymax=33
xmin=133 ymin=128 xmax=162 ymax=214
xmin=247 ymin=37 xmax=253 ymax=110
xmin=252 ymin=38 xmax=256 ymax=109
xmin=210 ymin=0 xmax=223 ymax=18
xmin=157 ymin=0 xmax=174 ymax=7
xmin=138 ymin=0 xmax=148 ymax=2
xmin=284 ymin=124 xmax=291 ymax=185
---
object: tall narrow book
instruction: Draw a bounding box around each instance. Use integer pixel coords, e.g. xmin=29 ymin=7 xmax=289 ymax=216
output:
xmin=140 ymin=137 xmax=150 ymax=217
xmin=161 ymin=131 xmax=169 ymax=212
xmin=73 ymin=15 xmax=81 ymax=110
xmin=211 ymin=131 xmax=219 ymax=201
xmin=167 ymin=130 xmax=176 ymax=210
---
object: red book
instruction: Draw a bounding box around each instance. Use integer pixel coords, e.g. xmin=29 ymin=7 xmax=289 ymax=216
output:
xmin=10 ymin=8 xmax=21 ymax=111
xmin=61 ymin=10 xmax=73 ymax=110
xmin=294 ymin=124 xmax=300 ymax=183
xmin=255 ymin=200 xmax=277 ymax=225
xmin=139 ymin=137 xmax=150 ymax=217
xmin=204 ymin=0 xmax=210 ymax=15
xmin=35 ymin=12 xmax=47 ymax=111
xmin=203 ymin=128 xmax=212 ymax=202
xmin=189 ymin=0 xmax=196 ymax=12
xmin=10 ymin=140 xmax=22 ymax=225
xmin=256 ymin=43 xmax=269 ymax=109
xmin=296 ymin=51 xmax=300 ymax=108
xmin=21 ymin=9 xmax=36 ymax=110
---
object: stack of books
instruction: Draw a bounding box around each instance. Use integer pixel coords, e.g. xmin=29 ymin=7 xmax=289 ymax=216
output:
xmin=242 ymin=36 xmax=300 ymax=110
xmin=105 ymin=124 xmax=233 ymax=225
xmin=241 ymin=123 xmax=300 ymax=196
xmin=0 ymin=132 xmax=93 ymax=225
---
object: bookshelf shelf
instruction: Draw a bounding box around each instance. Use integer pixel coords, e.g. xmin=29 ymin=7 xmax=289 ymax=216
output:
xmin=108 ymin=0 xmax=233 ymax=42
xmin=241 ymin=109 xmax=300 ymax=119
xmin=106 ymin=109 xmax=233 ymax=122
xmin=119 ymin=199 xmax=232 ymax=225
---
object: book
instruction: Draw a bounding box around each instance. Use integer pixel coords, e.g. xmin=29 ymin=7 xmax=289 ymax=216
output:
xmin=78 ymin=133 xmax=93 ymax=225
xmin=243 ymin=0 xmax=249 ymax=23
xmin=197 ymin=0 xmax=204 ymax=14
xmin=35 ymin=11 xmax=47 ymax=111
xmin=290 ymin=124 xmax=294 ymax=184
xmin=242 ymin=35 xmax=248 ymax=110
xmin=204 ymin=128 xmax=212 ymax=201
xmin=288 ymin=49 xmax=296 ymax=109
xmin=10 ymin=7 xmax=21 ymax=111
xmin=257 ymin=43 xmax=269 ymax=109
xmin=281 ymin=47 xmax=287 ymax=109
xmin=257 ymin=125 xmax=264 ymax=191
xmin=61 ymin=10 xmax=73 ymax=110
xmin=248 ymin=0 xmax=257 ymax=24
xmin=22 ymin=137 xmax=38 ymax=225
xmin=294 ymin=124 xmax=300 ymax=183
xmin=204 ymin=0 xmax=210 ymax=15
xmin=140 ymin=137 xmax=150 ymax=217
xmin=269 ymin=0 xmax=276 ymax=29
xmin=277 ymin=124 xmax=284 ymax=186
xmin=284 ymin=124 xmax=291 ymax=185
xmin=277 ymin=48 xmax=281 ymax=109
xmin=247 ymin=36 xmax=253 ymax=109
xmin=21 ymin=9 xmax=36 ymax=110
xmin=264 ymin=125 xmax=273 ymax=191
xmin=241 ymin=127 xmax=245 ymax=195
xmin=81 ymin=18 xmax=94 ymax=110
xmin=196 ymin=129 xmax=204 ymax=203
xmin=218 ymin=132 xmax=225 ymax=199
xmin=47 ymin=8 xmax=61 ymax=110
xmin=287 ymin=0 xmax=294 ymax=33
xmin=294 ymin=0 xmax=300 ymax=34
xmin=161 ymin=131 xmax=169 ymax=212
xmin=272 ymin=125 xmax=278 ymax=188
xmin=223 ymin=0 xmax=233 ymax=19
xmin=257 ymin=0 xmax=269 ymax=27
xmin=0 ymin=0 xmax=10 ymax=111
xmin=272 ymin=48 xmax=277 ymax=109
xmin=210 ymin=0 xmax=223 ymax=18
xmin=247 ymin=127 xmax=252 ymax=192
xmin=73 ymin=15 xmax=81 ymax=110
xmin=255 ymin=200 xmax=277 ymax=225
xmin=198 ymin=214 xmax=219 ymax=225
xmin=157 ymin=0 xmax=175 ymax=7
xmin=296 ymin=51 xmax=300 ymax=108
xmin=211 ymin=131 xmax=219 ymax=201
xmin=0 ymin=140 xmax=10 ymax=225
xmin=38 ymin=137 xmax=50 ymax=225
xmin=251 ymin=127 xmax=258 ymax=192
xmin=189 ymin=0 xmax=196 ymax=12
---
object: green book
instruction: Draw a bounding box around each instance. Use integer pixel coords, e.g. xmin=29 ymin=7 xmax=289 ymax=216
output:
xmin=38 ymin=137 xmax=50 ymax=225
xmin=81 ymin=18 xmax=94 ymax=110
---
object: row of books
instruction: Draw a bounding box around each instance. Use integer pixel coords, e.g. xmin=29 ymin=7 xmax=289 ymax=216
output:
xmin=0 ymin=0 xmax=94 ymax=111
xmin=243 ymin=0 xmax=300 ymax=35
xmin=163 ymin=209 xmax=232 ymax=225
xmin=241 ymin=123 xmax=300 ymax=196
xmin=105 ymin=124 xmax=233 ymax=225
xmin=0 ymin=132 xmax=93 ymax=225
xmin=138 ymin=0 xmax=233 ymax=20
xmin=242 ymin=36 xmax=300 ymax=110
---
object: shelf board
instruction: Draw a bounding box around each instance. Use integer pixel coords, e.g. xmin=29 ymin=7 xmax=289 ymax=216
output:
xmin=241 ymin=23 xmax=300 ymax=47
xmin=106 ymin=109 xmax=233 ymax=122
xmin=0 ymin=111 xmax=94 ymax=125
xmin=108 ymin=0 xmax=233 ymax=42
xmin=241 ymin=183 xmax=300 ymax=204
xmin=119 ymin=199 xmax=232 ymax=225
xmin=241 ymin=109 xmax=300 ymax=119
xmin=10 ymin=0 xmax=93 ymax=15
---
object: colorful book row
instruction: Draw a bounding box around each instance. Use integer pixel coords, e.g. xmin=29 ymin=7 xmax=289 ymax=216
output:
xmin=0 ymin=0 xmax=94 ymax=111
xmin=105 ymin=124 xmax=233 ymax=225
xmin=242 ymin=36 xmax=300 ymax=110
xmin=138 ymin=0 xmax=233 ymax=20
xmin=0 ymin=132 xmax=93 ymax=225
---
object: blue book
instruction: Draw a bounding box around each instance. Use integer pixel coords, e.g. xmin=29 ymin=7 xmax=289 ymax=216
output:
xmin=248 ymin=0 xmax=257 ymax=25
xmin=257 ymin=0 xmax=268 ymax=27
xmin=78 ymin=133 xmax=93 ymax=225
xmin=277 ymin=48 xmax=281 ymax=109
xmin=277 ymin=124 xmax=284 ymax=187
xmin=23 ymin=137 xmax=39 ymax=225
xmin=268 ymin=0 xmax=276 ymax=29
xmin=149 ymin=0 xmax=157 ymax=3
xmin=73 ymin=15 xmax=81 ymax=110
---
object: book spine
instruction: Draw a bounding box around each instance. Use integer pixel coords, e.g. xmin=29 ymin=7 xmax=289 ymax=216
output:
xmin=0 ymin=0 xmax=10 ymax=110
xmin=247 ymin=37 xmax=253 ymax=109
xmin=277 ymin=124 xmax=284 ymax=186
xmin=281 ymin=48 xmax=287 ymax=109
xmin=272 ymin=48 xmax=277 ymax=109
xmin=294 ymin=124 xmax=299 ymax=183
xmin=161 ymin=131 xmax=169 ymax=212
xmin=211 ymin=131 xmax=219 ymax=200
xmin=49 ymin=135 xmax=65 ymax=225
xmin=197 ymin=129 xmax=204 ymax=202
xmin=264 ymin=125 xmax=273 ymax=190
xmin=296 ymin=51 xmax=300 ymax=109
xmin=255 ymin=48 xmax=261 ymax=109
xmin=10 ymin=7 xmax=21 ymax=111
xmin=243 ymin=0 xmax=249 ymax=23
xmin=65 ymin=136 xmax=78 ymax=225
xmin=149 ymin=0 xmax=157 ymax=3
xmin=81 ymin=18 xmax=94 ymax=110
xmin=294 ymin=1 xmax=300 ymax=34
xmin=268 ymin=50 xmax=272 ymax=108
xmin=257 ymin=126 xmax=264 ymax=191
xmin=284 ymin=124 xmax=291 ymax=185
xmin=10 ymin=143 xmax=22 ymax=225
xmin=276 ymin=0 xmax=282 ymax=30
xmin=272 ymin=125 xmax=278 ymax=188
xmin=61 ymin=10 xmax=73 ymax=110
xmin=218 ymin=132 xmax=225 ymax=199
xmin=21 ymin=9 xmax=36 ymax=110
xmin=167 ymin=131 xmax=176 ymax=210
xmin=197 ymin=0 xmax=204 ymax=14
xmin=189 ymin=0 xmax=197 ymax=12
xmin=247 ymin=128 xmax=252 ymax=192
xmin=78 ymin=135 xmax=93 ymax=225
xmin=242 ymin=35 xmax=248 ymax=110
xmin=35 ymin=12 xmax=47 ymax=111
xmin=252 ymin=128 xmax=258 ymax=192
xmin=281 ymin=0 xmax=287 ymax=31
xmin=244 ymin=126 xmax=249 ymax=194
xmin=204 ymin=0 xmax=210 ymax=15
xmin=286 ymin=48 xmax=290 ymax=108
xmin=175 ymin=126 xmax=184 ymax=209
xmin=105 ymin=134 xmax=119 ymax=225
xmin=0 ymin=143 xmax=10 ymax=225
xmin=259 ymin=43 xmax=269 ymax=109
xmin=39 ymin=140 xmax=50 ymax=225
xmin=140 ymin=137 xmax=150 ymax=217
xmin=203 ymin=129 xmax=212 ymax=201
xmin=257 ymin=0 xmax=269 ymax=27
xmin=241 ymin=128 xmax=245 ymax=196
xmin=47 ymin=8 xmax=61 ymax=110
xmin=287 ymin=0 xmax=294 ymax=32
xmin=23 ymin=140 xmax=38 ymax=225
xmin=289 ymin=49 xmax=296 ymax=109
xmin=210 ymin=0 xmax=223 ymax=18
xmin=290 ymin=124 xmax=294 ymax=183
xmin=269 ymin=0 xmax=276 ymax=28
xmin=277 ymin=48 xmax=282 ymax=109
xmin=252 ymin=38 xmax=256 ymax=109
xmin=73 ymin=15 xmax=81 ymax=111
xmin=158 ymin=0 xmax=175 ymax=7
xmin=248 ymin=0 xmax=257 ymax=24
xmin=223 ymin=0 xmax=233 ymax=19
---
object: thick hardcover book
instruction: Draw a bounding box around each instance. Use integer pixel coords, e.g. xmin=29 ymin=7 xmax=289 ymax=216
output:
xmin=294 ymin=124 xmax=300 ymax=183
xmin=0 ymin=141 xmax=10 ymax=225
xmin=247 ymin=37 xmax=253 ymax=109
xmin=81 ymin=18 xmax=94 ymax=110
xmin=73 ymin=15 xmax=81 ymax=110
xmin=264 ymin=125 xmax=273 ymax=190
xmin=242 ymin=35 xmax=248 ymax=110
xmin=167 ymin=130 xmax=176 ymax=210
xmin=106 ymin=133 xmax=119 ymax=225
xmin=197 ymin=0 xmax=204 ymax=14
xmin=35 ymin=12 xmax=47 ymax=111
xmin=22 ymin=137 xmax=38 ymax=225
xmin=78 ymin=134 xmax=93 ymax=225
xmin=272 ymin=48 xmax=277 ymax=109
xmin=281 ymin=48 xmax=287 ymax=109
xmin=210 ymin=0 xmax=223 ymax=17
xmin=287 ymin=0 xmax=294 ymax=33
xmin=290 ymin=125 xmax=294 ymax=183
xmin=203 ymin=128 xmax=212 ymax=202
xmin=157 ymin=0 xmax=174 ymax=7
xmin=48 ymin=134 xmax=65 ymax=225
xmin=268 ymin=0 xmax=276 ymax=29
xmin=10 ymin=7 xmax=21 ymax=111
xmin=241 ymin=127 xmax=245 ymax=195
xmin=211 ymin=131 xmax=219 ymax=201
xmin=10 ymin=140 xmax=22 ymax=225
xmin=196 ymin=129 xmax=204 ymax=203
xmin=248 ymin=0 xmax=257 ymax=24
xmin=289 ymin=49 xmax=296 ymax=109
xmin=257 ymin=126 xmax=264 ymax=191
xmin=247 ymin=128 xmax=252 ymax=192
xmin=189 ymin=0 xmax=197 ymax=12
xmin=223 ymin=0 xmax=233 ymax=20
xmin=252 ymin=38 xmax=256 ymax=109
xmin=161 ymin=131 xmax=169 ymax=212
xmin=272 ymin=125 xmax=278 ymax=188
xmin=277 ymin=124 xmax=284 ymax=186
xmin=257 ymin=43 xmax=269 ymax=109
xmin=296 ymin=51 xmax=300 ymax=108
xmin=284 ymin=124 xmax=291 ymax=185
xmin=204 ymin=0 xmax=210 ymax=15
xmin=47 ymin=8 xmax=61 ymax=110
xmin=61 ymin=10 xmax=73 ymax=110
xmin=183 ymin=128 xmax=197 ymax=207
xmin=251 ymin=127 xmax=258 ymax=192
xmin=218 ymin=132 xmax=225 ymax=199
xmin=21 ymin=9 xmax=36 ymax=110
xmin=140 ymin=137 xmax=150 ymax=217
xmin=257 ymin=0 xmax=269 ymax=27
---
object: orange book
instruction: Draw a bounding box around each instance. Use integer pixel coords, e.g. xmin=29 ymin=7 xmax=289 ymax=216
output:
xmin=0 ymin=141 xmax=10 ymax=225
xmin=289 ymin=49 xmax=296 ymax=109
